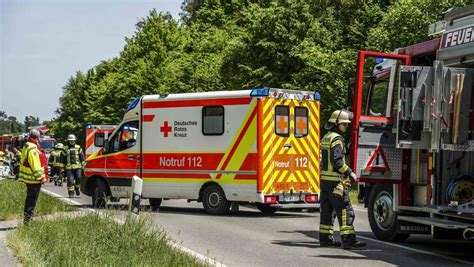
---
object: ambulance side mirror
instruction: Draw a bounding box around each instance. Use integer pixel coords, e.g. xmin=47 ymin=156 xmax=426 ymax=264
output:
xmin=94 ymin=133 xmax=105 ymax=148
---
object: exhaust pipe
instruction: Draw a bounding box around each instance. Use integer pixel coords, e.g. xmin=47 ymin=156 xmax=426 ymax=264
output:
xmin=463 ymin=228 xmax=474 ymax=240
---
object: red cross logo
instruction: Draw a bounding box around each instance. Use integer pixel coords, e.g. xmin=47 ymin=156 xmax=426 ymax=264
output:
xmin=160 ymin=121 xmax=172 ymax=137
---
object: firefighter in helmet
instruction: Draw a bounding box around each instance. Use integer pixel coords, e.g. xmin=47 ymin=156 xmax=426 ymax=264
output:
xmin=319 ymin=110 xmax=366 ymax=249
xmin=62 ymin=134 xmax=84 ymax=198
xmin=12 ymin=147 xmax=22 ymax=179
xmin=49 ymin=143 xmax=65 ymax=186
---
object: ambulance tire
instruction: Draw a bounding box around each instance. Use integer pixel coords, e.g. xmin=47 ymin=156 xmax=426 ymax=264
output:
xmin=92 ymin=178 xmax=109 ymax=209
xmin=149 ymin=198 xmax=162 ymax=211
xmin=368 ymin=184 xmax=410 ymax=242
xmin=255 ymin=203 xmax=278 ymax=215
xmin=202 ymin=185 xmax=230 ymax=215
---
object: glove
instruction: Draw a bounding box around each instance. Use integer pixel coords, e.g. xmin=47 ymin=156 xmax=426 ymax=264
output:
xmin=342 ymin=178 xmax=352 ymax=189
xmin=333 ymin=182 xmax=344 ymax=198
xmin=350 ymin=172 xmax=357 ymax=181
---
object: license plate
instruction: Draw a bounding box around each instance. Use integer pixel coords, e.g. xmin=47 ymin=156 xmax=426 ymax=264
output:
xmin=283 ymin=195 xmax=300 ymax=202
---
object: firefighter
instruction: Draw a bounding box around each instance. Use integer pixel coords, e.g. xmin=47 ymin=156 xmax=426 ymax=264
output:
xmin=62 ymin=134 xmax=84 ymax=198
xmin=49 ymin=143 xmax=64 ymax=186
xmin=12 ymin=147 xmax=21 ymax=178
xmin=18 ymin=129 xmax=46 ymax=224
xmin=319 ymin=110 xmax=366 ymax=249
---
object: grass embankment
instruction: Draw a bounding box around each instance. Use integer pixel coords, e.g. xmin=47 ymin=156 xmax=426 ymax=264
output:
xmin=0 ymin=179 xmax=76 ymax=221
xmin=7 ymin=213 xmax=204 ymax=266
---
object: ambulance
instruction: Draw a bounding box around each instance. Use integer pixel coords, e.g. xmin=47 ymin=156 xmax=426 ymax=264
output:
xmin=81 ymin=88 xmax=321 ymax=214
xmin=84 ymin=125 xmax=116 ymax=160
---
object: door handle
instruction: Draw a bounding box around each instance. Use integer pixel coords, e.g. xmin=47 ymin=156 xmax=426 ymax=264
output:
xmin=128 ymin=155 xmax=135 ymax=160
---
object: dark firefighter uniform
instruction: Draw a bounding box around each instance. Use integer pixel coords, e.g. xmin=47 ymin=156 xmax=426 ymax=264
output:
xmin=319 ymin=110 xmax=365 ymax=249
xmin=62 ymin=134 xmax=84 ymax=198
xmin=49 ymin=144 xmax=64 ymax=186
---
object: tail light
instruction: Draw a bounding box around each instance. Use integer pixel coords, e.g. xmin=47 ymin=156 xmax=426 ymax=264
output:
xmin=305 ymin=194 xmax=318 ymax=203
xmin=264 ymin=196 xmax=277 ymax=204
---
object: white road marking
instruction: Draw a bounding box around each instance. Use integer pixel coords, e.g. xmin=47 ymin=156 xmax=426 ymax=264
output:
xmin=356 ymin=235 xmax=474 ymax=265
xmin=41 ymin=188 xmax=226 ymax=267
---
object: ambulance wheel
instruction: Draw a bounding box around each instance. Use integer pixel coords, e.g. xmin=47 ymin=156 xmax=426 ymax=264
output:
xmin=92 ymin=179 xmax=109 ymax=209
xmin=149 ymin=198 xmax=162 ymax=211
xmin=202 ymin=185 xmax=230 ymax=215
xmin=368 ymin=184 xmax=410 ymax=242
xmin=255 ymin=203 xmax=278 ymax=215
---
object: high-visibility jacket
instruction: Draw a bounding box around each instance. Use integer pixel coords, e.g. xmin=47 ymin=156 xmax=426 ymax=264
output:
xmin=49 ymin=149 xmax=64 ymax=168
xmin=64 ymin=144 xmax=84 ymax=170
xmin=18 ymin=142 xmax=45 ymax=184
xmin=321 ymin=131 xmax=351 ymax=181
xmin=13 ymin=151 xmax=22 ymax=167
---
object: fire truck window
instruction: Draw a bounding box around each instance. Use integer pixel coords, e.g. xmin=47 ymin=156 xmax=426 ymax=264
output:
xmin=94 ymin=133 xmax=105 ymax=147
xmin=202 ymin=106 xmax=224 ymax=135
xmin=294 ymin=107 xmax=308 ymax=137
xmin=275 ymin=106 xmax=289 ymax=137
xmin=367 ymin=81 xmax=389 ymax=116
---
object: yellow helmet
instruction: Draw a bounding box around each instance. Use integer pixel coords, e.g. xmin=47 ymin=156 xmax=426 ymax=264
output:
xmin=328 ymin=110 xmax=352 ymax=124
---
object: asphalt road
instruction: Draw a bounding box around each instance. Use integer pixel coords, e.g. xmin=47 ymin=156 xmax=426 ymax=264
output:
xmin=42 ymin=182 xmax=474 ymax=267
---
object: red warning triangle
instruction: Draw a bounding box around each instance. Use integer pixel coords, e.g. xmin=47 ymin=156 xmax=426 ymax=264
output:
xmin=365 ymin=144 xmax=390 ymax=172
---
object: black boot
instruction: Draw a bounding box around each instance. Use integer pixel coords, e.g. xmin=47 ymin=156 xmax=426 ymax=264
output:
xmin=320 ymin=240 xmax=342 ymax=247
xmin=68 ymin=191 xmax=74 ymax=198
xmin=75 ymin=188 xmax=81 ymax=196
xmin=343 ymin=240 xmax=366 ymax=250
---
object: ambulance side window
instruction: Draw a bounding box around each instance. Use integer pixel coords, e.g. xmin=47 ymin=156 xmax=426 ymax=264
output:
xmin=294 ymin=107 xmax=308 ymax=137
xmin=107 ymin=120 xmax=139 ymax=153
xmin=94 ymin=133 xmax=105 ymax=147
xmin=275 ymin=106 xmax=289 ymax=137
xmin=202 ymin=106 xmax=224 ymax=135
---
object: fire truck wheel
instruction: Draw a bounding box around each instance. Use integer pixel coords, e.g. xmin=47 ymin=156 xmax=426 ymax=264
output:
xmin=202 ymin=185 xmax=230 ymax=215
xmin=92 ymin=179 xmax=109 ymax=209
xmin=149 ymin=198 xmax=162 ymax=211
xmin=368 ymin=184 xmax=410 ymax=242
xmin=255 ymin=203 xmax=278 ymax=215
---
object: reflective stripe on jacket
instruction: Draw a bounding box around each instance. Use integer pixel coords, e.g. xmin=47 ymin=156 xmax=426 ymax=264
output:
xmin=321 ymin=131 xmax=351 ymax=181
xmin=65 ymin=144 xmax=83 ymax=170
xmin=49 ymin=150 xmax=64 ymax=167
xmin=18 ymin=142 xmax=45 ymax=184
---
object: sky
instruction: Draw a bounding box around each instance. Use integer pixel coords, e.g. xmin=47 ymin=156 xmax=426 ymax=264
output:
xmin=0 ymin=0 xmax=181 ymax=122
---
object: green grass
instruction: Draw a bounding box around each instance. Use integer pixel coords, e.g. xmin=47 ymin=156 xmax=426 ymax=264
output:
xmin=7 ymin=213 xmax=204 ymax=267
xmin=0 ymin=179 xmax=76 ymax=221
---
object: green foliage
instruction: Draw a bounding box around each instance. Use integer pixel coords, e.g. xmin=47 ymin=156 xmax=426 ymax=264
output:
xmin=51 ymin=0 xmax=471 ymax=134
xmin=7 ymin=213 xmax=203 ymax=266
xmin=0 ymin=111 xmax=25 ymax=135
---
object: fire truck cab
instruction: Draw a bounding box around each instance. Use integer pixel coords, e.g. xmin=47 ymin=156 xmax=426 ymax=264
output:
xmin=352 ymin=4 xmax=474 ymax=241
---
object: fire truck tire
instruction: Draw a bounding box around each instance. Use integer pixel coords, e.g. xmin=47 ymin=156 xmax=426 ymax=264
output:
xmin=149 ymin=198 xmax=162 ymax=211
xmin=255 ymin=203 xmax=278 ymax=215
xmin=92 ymin=179 xmax=109 ymax=209
xmin=368 ymin=184 xmax=410 ymax=242
xmin=202 ymin=185 xmax=230 ymax=215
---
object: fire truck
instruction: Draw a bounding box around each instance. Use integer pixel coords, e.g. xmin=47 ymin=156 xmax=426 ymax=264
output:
xmin=81 ymin=88 xmax=321 ymax=214
xmin=352 ymin=4 xmax=474 ymax=241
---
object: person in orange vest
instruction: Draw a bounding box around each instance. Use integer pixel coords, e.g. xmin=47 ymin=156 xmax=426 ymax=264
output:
xmin=18 ymin=129 xmax=47 ymax=224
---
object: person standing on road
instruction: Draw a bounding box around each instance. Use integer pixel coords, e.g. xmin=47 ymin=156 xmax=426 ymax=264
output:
xmin=319 ymin=110 xmax=366 ymax=249
xmin=18 ymin=129 xmax=46 ymax=224
xmin=49 ymin=143 xmax=64 ymax=186
xmin=12 ymin=147 xmax=22 ymax=179
xmin=62 ymin=134 xmax=84 ymax=198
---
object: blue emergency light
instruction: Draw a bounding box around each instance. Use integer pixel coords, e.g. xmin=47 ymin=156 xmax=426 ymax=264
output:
xmin=126 ymin=97 xmax=140 ymax=112
xmin=314 ymin=91 xmax=321 ymax=101
xmin=250 ymin=87 xmax=270 ymax=97
xmin=375 ymin=57 xmax=385 ymax=64
xmin=85 ymin=124 xmax=92 ymax=129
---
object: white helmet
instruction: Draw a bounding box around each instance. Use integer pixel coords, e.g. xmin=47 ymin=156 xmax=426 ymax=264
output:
xmin=67 ymin=134 xmax=76 ymax=141
xmin=56 ymin=143 xmax=64 ymax=149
